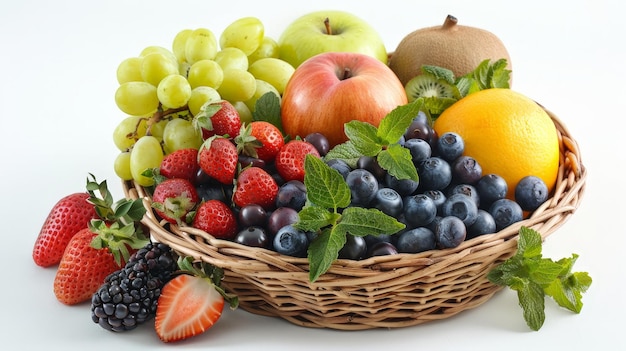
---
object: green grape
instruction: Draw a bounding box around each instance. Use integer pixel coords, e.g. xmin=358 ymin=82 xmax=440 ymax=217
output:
xmin=140 ymin=52 xmax=179 ymax=86
xmin=172 ymin=29 xmax=193 ymax=63
xmin=139 ymin=46 xmax=177 ymax=66
xmin=157 ymin=74 xmax=192 ymax=109
xmin=233 ymin=101 xmax=253 ymax=125
xmin=130 ymin=135 xmax=163 ymax=187
xmin=188 ymin=86 xmax=221 ymax=116
xmin=214 ymin=47 xmax=248 ymax=71
xmin=116 ymin=57 xmax=143 ymax=84
xmin=187 ymin=59 xmax=223 ymax=89
xmin=114 ymin=152 xmax=133 ymax=180
xmin=178 ymin=61 xmax=191 ymax=77
xmin=185 ymin=28 xmax=218 ymax=65
xmin=247 ymin=36 xmax=279 ymax=64
xmin=162 ymin=118 xmax=203 ymax=154
xmin=244 ymin=79 xmax=281 ymax=113
xmin=247 ymin=57 xmax=295 ymax=95
xmin=217 ymin=68 xmax=256 ymax=103
xmin=147 ymin=118 xmax=169 ymax=142
xmin=219 ymin=17 xmax=264 ymax=55
xmin=115 ymin=81 xmax=159 ymax=116
xmin=113 ymin=115 xmax=149 ymax=151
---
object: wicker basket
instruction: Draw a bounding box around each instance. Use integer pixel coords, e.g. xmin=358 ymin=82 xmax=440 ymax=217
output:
xmin=122 ymin=107 xmax=586 ymax=330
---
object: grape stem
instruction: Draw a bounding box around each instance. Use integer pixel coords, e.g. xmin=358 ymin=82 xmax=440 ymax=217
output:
xmin=145 ymin=105 xmax=189 ymax=136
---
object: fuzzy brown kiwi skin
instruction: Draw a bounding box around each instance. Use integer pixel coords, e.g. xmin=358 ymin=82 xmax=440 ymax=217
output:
xmin=389 ymin=15 xmax=512 ymax=87
xmin=404 ymin=74 xmax=456 ymax=102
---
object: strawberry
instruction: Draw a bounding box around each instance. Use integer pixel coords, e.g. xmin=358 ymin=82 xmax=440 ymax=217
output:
xmin=233 ymin=166 xmax=279 ymax=210
xmin=192 ymin=199 xmax=237 ymax=239
xmin=32 ymin=192 xmax=97 ymax=267
xmin=275 ymin=139 xmax=321 ymax=182
xmin=155 ymin=258 xmax=238 ymax=343
xmin=152 ymin=178 xmax=199 ymax=225
xmin=159 ymin=148 xmax=199 ymax=182
xmin=194 ymin=100 xmax=242 ymax=139
xmin=235 ymin=121 xmax=284 ymax=163
xmin=198 ymin=136 xmax=238 ymax=185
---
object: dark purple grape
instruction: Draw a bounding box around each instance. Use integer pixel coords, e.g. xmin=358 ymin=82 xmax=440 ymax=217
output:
xmin=338 ymin=234 xmax=367 ymax=260
xmin=367 ymin=242 xmax=398 ymax=257
xmin=304 ymin=132 xmax=330 ymax=156
xmin=267 ymin=207 xmax=299 ymax=236
xmin=404 ymin=111 xmax=434 ymax=142
xmin=356 ymin=156 xmax=386 ymax=180
xmin=234 ymin=226 xmax=270 ymax=248
xmin=238 ymin=204 xmax=267 ymax=228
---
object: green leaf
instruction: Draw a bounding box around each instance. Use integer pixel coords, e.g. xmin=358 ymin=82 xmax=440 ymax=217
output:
xmin=528 ymin=258 xmax=563 ymax=286
xmin=515 ymin=278 xmax=546 ymax=331
xmin=455 ymin=76 xmax=482 ymax=98
xmin=376 ymin=144 xmax=418 ymax=181
xmin=294 ymin=205 xmax=337 ymax=232
xmin=488 ymin=58 xmax=511 ymax=89
xmin=487 ymin=255 xmax=524 ymax=286
xmin=344 ymin=120 xmax=382 ymax=156
xmin=307 ymin=227 xmax=347 ymax=282
xmin=323 ymin=140 xmax=361 ymax=168
xmin=421 ymin=65 xmax=455 ymax=85
xmin=252 ymin=92 xmax=282 ymax=132
xmin=193 ymin=103 xmax=222 ymax=134
xmin=376 ymin=100 xmax=424 ymax=145
xmin=544 ymin=254 xmax=593 ymax=313
xmin=303 ymin=155 xmax=351 ymax=209
xmin=422 ymin=96 xmax=458 ymax=118
xmin=517 ymin=226 xmax=543 ymax=259
xmin=336 ymin=207 xmax=405 ymax=237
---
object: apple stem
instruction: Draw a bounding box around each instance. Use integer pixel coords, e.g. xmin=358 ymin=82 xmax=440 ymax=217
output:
xmin=442 ymin=14 xmax=458 ymax=30
xmin=341 ymin=67 xmax=352 ymax=80
xmin=324 ymin=17 xmax=332 ymax=35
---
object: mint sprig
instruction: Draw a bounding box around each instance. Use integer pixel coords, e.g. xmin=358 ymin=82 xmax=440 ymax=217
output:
xmin=487 ymin=226 xmax=592 ymax=331
xmin=295 ymin=155 xmax=405 ymax=282
xmin=325 ymin=99 xmax=423 ymax=181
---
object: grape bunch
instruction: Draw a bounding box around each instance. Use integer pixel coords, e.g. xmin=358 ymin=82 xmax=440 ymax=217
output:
xmin=111 ymin=16 xmax=296 ymax=187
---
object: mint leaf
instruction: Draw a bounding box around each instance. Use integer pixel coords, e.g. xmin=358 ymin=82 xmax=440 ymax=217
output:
xmin=421 ymin=65 xmax=455 ymax=85
xmin=377 ymin=100 xmax=424 ymax=145
xmin=517 ymin=226 xmax=543 ymax=259
xmin=323 ymin=140 xmax=361 ymax=168
xmin=307 ymin=227 xmax=347 ymax=282
xmin=515 ymin=278 xmax=546 ymax=331
xmin=295 ymin=205 xmax=337 ymax=232
xmin=252 ymin=92 xmax=282 ymax=131
xmin=455 ymin=76 xmax=482 ymax=97
xmin=303 ymin=155 xmax=350 ymax=209
xmin=336 ymin=207 xmax=405 ymax=237
xmin=344 ymin=120 xmax=382 ymax=156
xmin=377 ymin=143 xmax=418 ymax=181
xmin=544 ymin=254 xmax=593 ymax=313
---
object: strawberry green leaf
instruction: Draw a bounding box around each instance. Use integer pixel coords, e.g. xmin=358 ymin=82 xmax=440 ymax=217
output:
xmin=303 ymin=155 xmax=350 ymax=210
xmin=376 ymin=144 xmax=419 ymax=181
xmin=344 ymin=120 xmax=382 ymax=156
xmin=193 ymin=103 xmax=222 ymax=133
xmin=307 ymin=227 xmax=347 ymax=282
xmin=376 ymin=100 xmax=424 ymax=145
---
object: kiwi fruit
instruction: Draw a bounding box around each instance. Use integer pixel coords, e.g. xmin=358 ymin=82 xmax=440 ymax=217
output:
xmin=389 ymin=15 xmax=512 ymax=87
xmin=404 ymin=74 xmax=457 ymax=103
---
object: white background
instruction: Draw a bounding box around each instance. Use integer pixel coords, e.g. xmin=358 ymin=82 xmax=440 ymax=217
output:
xmin=1 ymin=0 xmax=623 ymax=349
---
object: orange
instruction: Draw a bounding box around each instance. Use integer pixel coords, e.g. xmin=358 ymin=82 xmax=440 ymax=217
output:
xmin=433 ymin=88 xmax=560 ymax=199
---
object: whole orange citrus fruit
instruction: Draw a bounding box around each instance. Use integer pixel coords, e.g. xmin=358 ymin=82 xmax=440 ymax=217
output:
xmin=433 ymin=88 xmax=560 ymax=199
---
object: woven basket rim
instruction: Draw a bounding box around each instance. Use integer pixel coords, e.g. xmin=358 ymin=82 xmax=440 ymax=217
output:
xmin=123 ymin=106 xmax=587 ymax=330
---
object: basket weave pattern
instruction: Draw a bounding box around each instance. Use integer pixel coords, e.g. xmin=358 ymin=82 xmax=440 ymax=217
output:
xmin=123 ymin=108 xmax=586 ymax=330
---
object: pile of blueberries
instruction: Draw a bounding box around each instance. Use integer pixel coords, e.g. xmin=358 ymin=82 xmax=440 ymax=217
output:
xmin=201 ymin=112 xmax=550 ymax=260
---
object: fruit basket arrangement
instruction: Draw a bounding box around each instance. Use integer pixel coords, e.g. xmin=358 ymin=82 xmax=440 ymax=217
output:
xmin=112 ymin=12 xmax=587 ymax=331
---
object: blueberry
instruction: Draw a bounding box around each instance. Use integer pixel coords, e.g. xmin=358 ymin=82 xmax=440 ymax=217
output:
xmin=385 ymin=173 xmax=419 ymax=196
xmin=326 ymin=159 xmax=352 ymax=179
xmin=451 ymin=155 xmax=482 ymax=185
xmin=436 ymin=132 xmax=464 ymax=162
xmin=404 ymin=138 xmax=432 ymax=164
xmin=435 ymin=216 xmax=467 ymax=249
xmin=234 ymin=226 xmax=270 ymax=248
xmin=448 ymin=184 xmax=480 ymax=208
xmin=367 ymin=242 xmax=398 ymax=257
xmin=475 ymin=174 xmax=508 ymax=209
xmin=275 ymin=180 xmax=307 ymax=211
xmin=417 ymin=157 xmax=452 ymax=191
xmin=423 ymin=189 xmax=446 ymax=215
xmin=403 ymin=194 xmax=437 ymax=228
xmin=338 ymin=234 xmax=367 ymax=260
xmin=272 ymin=225 xmax=309 ymax=257
xmin=441 ymin=193 xmax=478 ymax=226
xmin=396 ymin=227 xmax=436 ymax=253
xmin=489 ymin=199 xmax=523 ymax=231
xmin=346 ymin=168 xmax=379 ymax=206
xmin=467 ymin=209 xmax=496 ymax=239
xmin=515 ymin=176 xmax=549 ymax=211
xmin=364 ymin=233 xmax=393 ymax=247
xmin=267 ymin=207 xmax=299 ymax=236
xmin=373 ymin=187 xmax=404 ymax=217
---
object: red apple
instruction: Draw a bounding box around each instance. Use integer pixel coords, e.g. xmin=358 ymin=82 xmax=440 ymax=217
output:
xmin=281 ymin=52 xmax=408 ymax=147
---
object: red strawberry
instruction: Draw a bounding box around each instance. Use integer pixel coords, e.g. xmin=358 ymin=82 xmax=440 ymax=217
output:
xmin=275 ymin=139 xmax=321 ymax=182
xmin=32 ymin=192 xmax=97 ymax=267
xmin=198 ymin=136 xmax=238 ymax=185
xmin=233 ymin=167 xmax=279 ymax=210
xmin=159 ymin=148 xmax=199 ymax=182
xmin=192 ymin=200 xmax=237 ymax=239
xmin=236 ymin=121 xmax=284 ymax=163
xmin=194 ymin=100 xmax=242 ymax=139
xmin=155 ymin=258 xmax=238 ymax=343
xmin=53 ymin=227 xmax=121 ymax=305
xmin=152 ymin=178 xmax=199 ymax=225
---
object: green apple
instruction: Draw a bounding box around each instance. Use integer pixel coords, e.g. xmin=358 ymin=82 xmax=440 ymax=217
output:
xmin=278 ymin=10 xmax=387 ymax=68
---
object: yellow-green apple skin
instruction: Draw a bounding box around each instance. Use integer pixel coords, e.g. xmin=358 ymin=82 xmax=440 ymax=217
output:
xmin=278 ymin=10 xmax=388 ymax=68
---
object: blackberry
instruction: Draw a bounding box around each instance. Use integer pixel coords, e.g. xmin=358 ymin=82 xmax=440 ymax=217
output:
xmin=90 ymin=242 xmax=178 ymax=332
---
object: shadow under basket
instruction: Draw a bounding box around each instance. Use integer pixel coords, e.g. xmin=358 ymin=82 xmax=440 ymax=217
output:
xmin=122 ymin=107 xmax=587 ymax=331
